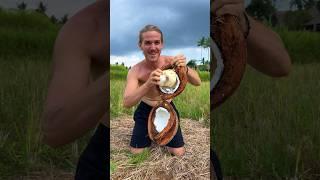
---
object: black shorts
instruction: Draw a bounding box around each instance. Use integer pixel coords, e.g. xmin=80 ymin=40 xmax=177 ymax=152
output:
xmin=130 ymin=101 xmax=184 ymax=148
xmin=75 ymin=124 xmax=109 ymax=180
xmin=211 ymin=148 xmax=223 ymax=180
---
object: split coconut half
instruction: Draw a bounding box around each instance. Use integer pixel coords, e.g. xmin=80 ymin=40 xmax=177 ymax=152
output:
xmin=211 ymin=14 xmax=247 ymax=110
xmin=148 ymin=101 xmax=179 ymax=146
xmin=159 ymin=69 xmax=181 ymax=94
xmin=157 ymin=63 xmax=188 ymax=100
xmin=147 ymin=63 xmax=188 ymax=146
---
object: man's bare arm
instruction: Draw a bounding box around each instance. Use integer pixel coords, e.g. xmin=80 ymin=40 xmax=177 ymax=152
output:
xmin=123 ymin=67 xmax=162 ymax=108
xmin=246 ymin=17 xmax=291 ymax=77
xmin=172 ymin=55 xmax=201 ymax=86
xmin=186 ymin=67 xmax=201 ymax=86
xmin=212 ymin=0 xmax=291 ymax=77
xmin=41 ymin=11 xmax=107 ymax=147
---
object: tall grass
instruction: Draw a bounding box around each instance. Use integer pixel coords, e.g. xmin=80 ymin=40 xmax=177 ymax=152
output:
xmin=110 ymin=65 xmax=210 ymax=81
xmin=0 ymin=58 xmax=94 ymax=178
xmin=110 ymin=67 xmax=210 ymax=122
xmin=0 ymin=9 xmax=58 ymax=59
xmin=0 ymin=9 xmax=90 ymax=178
xmin=212 ymin=65 xmax=320 ymax=178
xmin=275 ymin=27 xmax=320 ymax=64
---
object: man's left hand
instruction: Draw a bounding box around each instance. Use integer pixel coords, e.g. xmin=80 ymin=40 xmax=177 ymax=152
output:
xmin=173 ymin=54 xmax=186 ymax=67
xmin=211 ymin=0 xmax=248 ymax=34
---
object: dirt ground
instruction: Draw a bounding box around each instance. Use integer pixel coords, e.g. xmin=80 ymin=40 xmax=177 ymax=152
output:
xmin=111 ymin=116 xmax=210 ymax=180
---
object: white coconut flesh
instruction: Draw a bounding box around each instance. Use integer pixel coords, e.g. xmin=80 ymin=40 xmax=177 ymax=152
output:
xmin=159 ymin=70 xmax=180 ymax=94
xmin=210 ymin=37 xmax=224 ymax=92
xmin=154 ymin=107 xmax=170 ymax=132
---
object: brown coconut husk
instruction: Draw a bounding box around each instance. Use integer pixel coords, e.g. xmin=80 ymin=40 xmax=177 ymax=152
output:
xmin=211 ymin=14 xmax=247 ymax=110
xmin=157 ymin=63 xmax=188 ymax=100
xmin=148 ymin=101 xmax=179 ymax=146
xmin=148 ymin=60 xmax=188 ymax=146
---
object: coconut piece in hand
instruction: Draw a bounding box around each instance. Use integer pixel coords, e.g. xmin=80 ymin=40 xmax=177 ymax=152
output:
xmin=159 ymin=69 xmax=177 ymax=88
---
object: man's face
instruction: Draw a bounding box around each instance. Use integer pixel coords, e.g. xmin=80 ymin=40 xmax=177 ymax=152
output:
xmin=139 ymin=31 xmax=163 ymax=62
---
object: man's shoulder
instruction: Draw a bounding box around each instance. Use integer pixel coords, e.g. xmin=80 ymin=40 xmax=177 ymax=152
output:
xmin=53 ymin=2 xmax=103 ymax=57
xmin=160 ymin=55 xmax=174 ymax=64
xmin=59 ymin=4 xmax=99 ymax=35
xmin=56 ymin=1 xmax=106 ymax=41
xmin=130 ymin=61 xmax=144 ymax=72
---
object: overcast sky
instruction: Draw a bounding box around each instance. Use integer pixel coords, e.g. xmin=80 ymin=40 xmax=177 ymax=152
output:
xmin=0 ymin=0 xmax=291 ymax=67
xmin=110 ymin=0 xmax=210 ymax=67
xmin=0 ymin=0 xmax=94 ymax=18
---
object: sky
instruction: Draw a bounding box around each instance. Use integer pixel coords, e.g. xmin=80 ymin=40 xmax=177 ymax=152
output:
xmin=110 ymin=0 xmax=210 ymax=67
xmin=0 ymin=0 xmax=292 ymax=67
xmin=0 ymin=0 xmax=95 ymax=18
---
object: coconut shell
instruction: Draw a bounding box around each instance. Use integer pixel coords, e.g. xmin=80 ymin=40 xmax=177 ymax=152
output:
xmin=157 ymin=64 xmax=188 ymax=100
xmin=148 ymin=101 xmax=179 ymax=146
xmin=211 ymin=14 xmax=247 ymax=110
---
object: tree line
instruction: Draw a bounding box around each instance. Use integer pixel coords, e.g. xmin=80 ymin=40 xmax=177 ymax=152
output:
xmin=246 ymin=0 xmax=320 ymax=30
xmin=16 ymin=1 xmax=68 ymax=24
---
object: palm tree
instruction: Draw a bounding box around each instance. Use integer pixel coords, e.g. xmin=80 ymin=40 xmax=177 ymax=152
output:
xmin=60 ymin=14 xmax=69 ymax=24
xmin=290 ymin=0 xmax=316 ymax=10
xmin=17 ymin=2 xmax=27 ymax=10
xmin=187 ymin=60 xmax=197 ymax=69
xmin=50 ymin=15 xmax=58 ymax=24
xmin=197 ymin=37 xmax=206 ymax=61
xmin=36 ymin=1 xmax=47 ymax=14
xmin=204 ymin=37 xmax=210 ymax=64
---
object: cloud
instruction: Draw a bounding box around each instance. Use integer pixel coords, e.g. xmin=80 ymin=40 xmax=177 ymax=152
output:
xmin=111 ymin=0 xmax=210 ymax=56
xmin=0 ymin=0 xmax=94 ymax=18
xmin=111 ymin=47 xmax=208 ymax=67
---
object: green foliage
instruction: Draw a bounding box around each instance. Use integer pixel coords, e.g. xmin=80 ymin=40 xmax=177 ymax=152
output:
xmin=213 ymin=64 xmax=320 ymax=178
xmin=290 ymin=0 xmax=320 ymax=10
xmin=283 ymin=10 xmax=312 ymax=30
xmin=274 ymin=27 xmax=320 ymax=64
xmin=0 ymin=9 xmax=59 ymax=58
xmin=110 ymin=65 xmax=209 ymax=120
xmin=17 ymin=2 xmax=27 ymax=10
xmin=197 ymin=36 xmax=210 ymax=62
xmin=290 ymin=0 xmax=305 ymax=10
xmin=187 ymin=59 xmax=197 ymax=68
xmin=246 ymin=0 xmax=276 ymax=21
xmin=0 ymin=58 xmax=93 ymax=178
xmin=110 ymin=65 xmax=128 ymax=80
xmin=128 ymin=149 xmax=150 ymax=166
xmin=35 ymin=2 xmax=47 ymax=15
xmin=60 ymin=14 xmax=69 ymax=24
xmin=50 ymin=15 xmax=58 ymax=24
xmin=110 ymin=78 xmax=210 ymax=122
xmin=110 ymin=161 xmax=117 ymax=173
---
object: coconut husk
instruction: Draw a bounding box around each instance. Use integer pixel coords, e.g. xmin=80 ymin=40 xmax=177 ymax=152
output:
xmin=158 ymin=63 xmax=188 ymax=100
xmin=211 ymin=14 xmax=247 ymax=110
xmin=148 ymin=101 xmax=179 ymax=146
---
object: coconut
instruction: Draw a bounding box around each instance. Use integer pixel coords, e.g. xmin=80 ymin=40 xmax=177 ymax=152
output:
xmin=148 ymin=101 xmax=179 ymax=146
xmin=211 ymin=14 xmax=247 ymax=110
xmin=153 ymin=107 xmax=170 ymax=132
xmin=159 ymin=69 xmax=177 ymax=88
xmin=148 ymin=60 xmax=188 ymax=146
xmin=157 ymin=64 xmax=188 ymax=100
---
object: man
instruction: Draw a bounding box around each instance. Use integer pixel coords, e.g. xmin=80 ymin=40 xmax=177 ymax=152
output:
xmin=211 ymin=0 xmax=291 ymax=179
xmin=41 ymin=0 xmax=109 ymax=179
xmin=123 ymin=25 xmax=202 ymax=156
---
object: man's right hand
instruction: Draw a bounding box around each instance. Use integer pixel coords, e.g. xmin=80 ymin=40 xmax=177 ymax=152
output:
xmin=146 ymin=69 xmax=163 ymax=87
